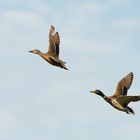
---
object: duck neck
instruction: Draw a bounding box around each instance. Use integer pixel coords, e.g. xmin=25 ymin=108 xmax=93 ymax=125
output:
xmin=98 ymin=91 xmax=106 ymax=99
xmin=37 ymin=51 xmax=42 ymax=56
xmin=38 ymin=52 xmax=45 ymax=58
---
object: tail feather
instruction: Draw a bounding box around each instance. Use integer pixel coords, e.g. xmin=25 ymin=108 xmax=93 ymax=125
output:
xmin=125 ymin=107 xmax=135 ymax=115
xmin=60 ymin=62 xmax=68 ymax=70
xmin=49 ymin=57 xmax=68 ymax=70
xmin=63 ymin=67 xmax=69 ymax=70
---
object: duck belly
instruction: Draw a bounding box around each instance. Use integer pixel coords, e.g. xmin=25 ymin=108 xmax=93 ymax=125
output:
xmin=111 ymin=99 xmax=125 ymax=111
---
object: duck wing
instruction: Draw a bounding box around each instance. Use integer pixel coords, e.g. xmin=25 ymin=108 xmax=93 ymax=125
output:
xmin=116 ymin=95 xmax=140 ymax=106
xmin=113 ymin=72 xmax=134 ymax=96
xmin=48 ymin=25 xmax=60 ymax=57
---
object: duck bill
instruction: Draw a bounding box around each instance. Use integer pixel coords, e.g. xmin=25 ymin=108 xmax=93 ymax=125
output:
xmin=28 ymin=50 xmax=33 ymax=53
xmin=90 ymin=90 xmax=96 ymax=93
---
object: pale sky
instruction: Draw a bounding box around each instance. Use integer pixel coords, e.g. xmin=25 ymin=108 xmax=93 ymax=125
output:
xmin=0 ymin=0 xmax=140 ymax=140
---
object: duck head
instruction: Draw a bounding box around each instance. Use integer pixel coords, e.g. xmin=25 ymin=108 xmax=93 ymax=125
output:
xmin=90 ymin=89 xmax=105 ymax=98
xmin=29 ymin=49 xmax=41 ymax=54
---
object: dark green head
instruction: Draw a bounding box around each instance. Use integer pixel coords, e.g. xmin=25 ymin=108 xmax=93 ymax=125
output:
xmin=90 ymin=89 xmax=105 ymax=98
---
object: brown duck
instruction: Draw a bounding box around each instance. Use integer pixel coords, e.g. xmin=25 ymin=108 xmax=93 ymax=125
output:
xmin=29 ymin=25 xmax=68 ymax=70
xmin=90 ymin=72 xmax=140 ymax=114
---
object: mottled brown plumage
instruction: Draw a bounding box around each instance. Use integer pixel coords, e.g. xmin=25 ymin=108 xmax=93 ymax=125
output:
xmin=29 ymin=25 xmax=68 ymax=70
xmin=90 ymin=72 xmax=140 ymax=114
xmin=114 ymin=72 xmax=133 ymax=96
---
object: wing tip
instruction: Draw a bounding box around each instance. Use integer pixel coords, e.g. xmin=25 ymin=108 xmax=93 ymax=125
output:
xmin=130 ymin=72 xmax=134 ymax=76
xmin=51 ymin=25 xmax=55 ymax=29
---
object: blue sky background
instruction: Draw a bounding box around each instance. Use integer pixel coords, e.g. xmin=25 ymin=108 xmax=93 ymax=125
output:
xmin=0 ymin=0 xmax=140 ymax=140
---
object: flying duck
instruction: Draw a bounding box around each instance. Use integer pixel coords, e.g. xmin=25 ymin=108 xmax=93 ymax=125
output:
xmin=29 ymin=25 xmax=68 ymax=70
xmin=90 ymin=72 xmax=140 ymax=114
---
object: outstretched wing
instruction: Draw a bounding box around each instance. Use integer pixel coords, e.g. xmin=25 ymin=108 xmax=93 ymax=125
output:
xmin=48 ymin=25 xmax=60 ymax=57
xmin=116 ymin=95 xmax=140 ymax=106
xmin=114 ymin=72 xmax=134 ymax=96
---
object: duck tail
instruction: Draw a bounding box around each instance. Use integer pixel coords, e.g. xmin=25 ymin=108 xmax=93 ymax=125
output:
xmin=63 ymin=67 xmax=69 ymax=70
xmin=60 ymin=61 xmax=68 ymax=70
xmin=126 ymin=107 xmax=135 ymax=115
xmin=62 ymin=64 xmax=69 ymax=70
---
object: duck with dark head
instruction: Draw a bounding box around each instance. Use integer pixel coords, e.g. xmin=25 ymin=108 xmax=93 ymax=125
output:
xmin=90 ymin=72 xmax=140 ymax=115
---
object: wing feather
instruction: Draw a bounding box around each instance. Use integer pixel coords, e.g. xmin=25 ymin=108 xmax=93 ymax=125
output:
xmin=48 ymin=25 xmax=60 ymax=57
xmin=114 ymin=72 xmax=134 ymax=96
xmin=116 ymin=96 xmax=140 ymax=106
